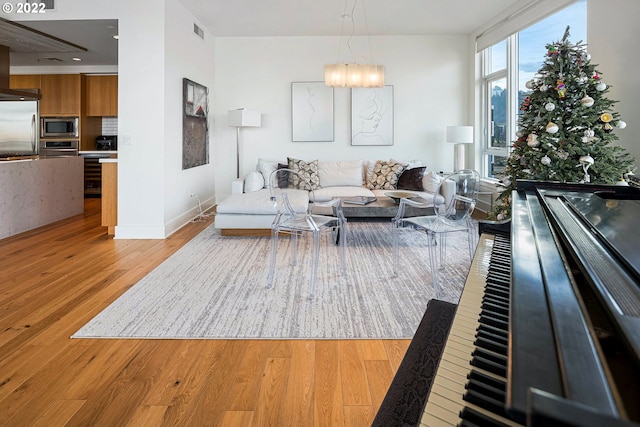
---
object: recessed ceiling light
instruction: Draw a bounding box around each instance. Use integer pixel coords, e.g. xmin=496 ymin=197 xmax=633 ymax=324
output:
xmin=112 ymin=35 xmax=119 ymax=40
xmin=72 ymin=57 xmax=82 ymax=61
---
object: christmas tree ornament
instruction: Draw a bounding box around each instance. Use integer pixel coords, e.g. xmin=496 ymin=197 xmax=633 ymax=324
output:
xmin=527 ymin=133 xmax=539 ymax=147
xmin=516 ymin=130 xmax=524 ymax=137
xmin=545 ymin=122 xmax=559 ymax=134
xmin=580 ymin=95 xmax=594 ymax=107
xmin=600 ymin=113 xmax=613 ymax=123
xmin=596 ymin=81 xmax=607 ymax=91
xmin=545 ymin=102 xmax=556 ymax=111
xmin=585 ymin=53 xmax=591 ymax=61
xmin=548 ymin=45 xmax=559 ymax=55
xmin=603 ymin=123 xmax=614 ymax=132
xmin=540 ymin=84 xmax=549 ymax=91
xmin=617 ymin=120 xmax=627 ymax=129
xmin=541 ymin=155 xmax=551 ymax=165
xmin=579 ymin=155 xmax=594 ymax=183
xmin=525 ymin=80 xmax=535 ymax=89
xmin=556 ymin=79 xmax=566 ymax=98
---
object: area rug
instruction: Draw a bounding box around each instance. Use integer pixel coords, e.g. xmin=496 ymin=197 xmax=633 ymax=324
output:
xmin=72 ymin=220 xmax=472 ymax=339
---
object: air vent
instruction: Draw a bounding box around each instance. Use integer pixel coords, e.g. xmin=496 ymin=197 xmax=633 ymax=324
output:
xmin=193 ymin=23 xmax=204 ymax=40
xmin=26 ymin=0 xmax=56 ymax=11
xmin=38 ymin=57 xmax=63 ymax=62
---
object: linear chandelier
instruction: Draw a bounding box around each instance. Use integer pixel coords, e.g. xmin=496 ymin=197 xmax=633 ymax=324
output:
xmin=324 ymin=0 xmax=384 ymax=88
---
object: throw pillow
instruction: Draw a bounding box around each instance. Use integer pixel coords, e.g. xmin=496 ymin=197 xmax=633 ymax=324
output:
xmin=244 ymin=171 xmax=264 ymax=192
xmin=366 ymin=160 xmax=406 ymax=190
xmin=397 ymin=166 xmax=427 ymax=191
xmin=423 ymin=171 xmax=442 ymax=194
xmin=287 ymin=157 xmax=320 ymax=190
xmin=257 ymin=158 xmax=279 ymax=188
xmin=277 ymin=163 xmax=289 ymax=188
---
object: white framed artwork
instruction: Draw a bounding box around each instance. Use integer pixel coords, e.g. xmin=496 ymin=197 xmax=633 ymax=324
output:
xmin=291 ymin=82 xmax=334 ymax=142
xmin=351 ymin=85 xmax=394 ymax=146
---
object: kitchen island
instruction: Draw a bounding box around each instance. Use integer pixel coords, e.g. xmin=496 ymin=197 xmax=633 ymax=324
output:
xmin=0 ymin=156 xmax=83 ymax=240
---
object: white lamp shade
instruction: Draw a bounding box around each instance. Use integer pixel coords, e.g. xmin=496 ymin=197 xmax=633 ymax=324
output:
xmin=446 ymin=126 xmax=474 ymax=144
xmin=227 ymin=109 xmax=261 ymax=127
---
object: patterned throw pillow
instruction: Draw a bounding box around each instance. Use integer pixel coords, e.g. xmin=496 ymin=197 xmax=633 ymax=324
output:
xmin=367 ymin=160 xmax=406 ymax=190
xmin=287 ymin=157 xmax=320 ymax=190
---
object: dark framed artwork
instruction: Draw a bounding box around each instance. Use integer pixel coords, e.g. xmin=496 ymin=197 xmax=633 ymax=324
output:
xmin=291 ymin=81 xmax=334 ymax=142
xmin=351 ymin=85 xmax=394 ymax=146
xmin=182 ymin=78 xmax=209 ymax=169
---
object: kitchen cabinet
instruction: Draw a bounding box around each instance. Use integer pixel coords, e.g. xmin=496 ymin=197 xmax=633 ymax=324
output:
xmin=84 ymin=75 xmax=118 ymax=116
xmin=40 ymin=74 xmax=81 ymax=116
xmin=9 ymin=74 xmax=41 ymax=89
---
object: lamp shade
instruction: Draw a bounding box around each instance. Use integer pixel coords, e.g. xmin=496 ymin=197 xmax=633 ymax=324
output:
xmin=227 ymin=109 xmax=261 ymax=127
xmin=446 ymin=126 xmax=474 ymax=144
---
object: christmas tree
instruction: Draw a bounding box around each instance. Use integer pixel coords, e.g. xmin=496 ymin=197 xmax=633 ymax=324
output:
xmin=490 ymin=27 xmax=635 ymax=221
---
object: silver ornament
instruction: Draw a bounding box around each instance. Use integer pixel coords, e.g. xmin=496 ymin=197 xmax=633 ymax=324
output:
xmin=617 ymin=120 xmax=627 ymax=129
xmin=545 ymin=102 xmax=555 ymax=111
xmin=541 ymin=155 xmax=551 ymax=166
xmin=596 ymin=81 xmax=607 ymax=91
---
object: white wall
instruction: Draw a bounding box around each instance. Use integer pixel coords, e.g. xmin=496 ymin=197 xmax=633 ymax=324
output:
xmin=213 ymin=35 xmax=470 ymax=199
xmin=588 ymin=0 xmax=640 ymax=168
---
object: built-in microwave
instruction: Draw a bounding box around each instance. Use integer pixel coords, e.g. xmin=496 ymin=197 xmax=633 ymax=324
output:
xmin=40 ymin=117 xmax=79 ymax=138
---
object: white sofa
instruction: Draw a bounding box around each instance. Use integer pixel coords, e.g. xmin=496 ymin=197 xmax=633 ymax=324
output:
xmin=215 ymin=158 xmax=451 ymax=234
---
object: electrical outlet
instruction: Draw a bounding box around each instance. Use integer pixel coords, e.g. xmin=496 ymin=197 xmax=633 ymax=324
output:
xmin=189 ymin=191 xmax=197 ymax=198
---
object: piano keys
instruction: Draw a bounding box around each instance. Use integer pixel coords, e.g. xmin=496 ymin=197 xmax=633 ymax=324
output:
xmin=419 ymin=181 xmax=640 ymax=427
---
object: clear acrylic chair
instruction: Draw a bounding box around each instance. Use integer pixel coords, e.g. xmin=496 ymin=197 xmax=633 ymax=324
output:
xmin=391 ymin=169 xmax=479 ymax=299
xmin=266 ymin=168 xmax=347 ymax=299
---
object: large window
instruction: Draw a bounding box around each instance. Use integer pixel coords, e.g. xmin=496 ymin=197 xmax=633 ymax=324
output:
xmin=480 ymin=0 xmax=586 ymax=180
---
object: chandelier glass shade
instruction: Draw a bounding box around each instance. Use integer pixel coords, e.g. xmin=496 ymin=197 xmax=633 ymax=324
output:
xmin=324 ymin=63 xmax=384 ymax=88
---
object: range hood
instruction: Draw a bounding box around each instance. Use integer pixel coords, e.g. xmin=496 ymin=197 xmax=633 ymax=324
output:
xmin=0 ymin=45 xmax=41 ymax=101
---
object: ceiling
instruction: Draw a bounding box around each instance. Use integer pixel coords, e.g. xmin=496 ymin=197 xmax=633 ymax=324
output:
xmin=3 ymin=19 xmax=118 ymax=67
xmin=4 ymin=0 xmax=523 ymax=67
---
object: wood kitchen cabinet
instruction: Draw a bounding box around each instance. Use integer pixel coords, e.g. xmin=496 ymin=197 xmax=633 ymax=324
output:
xmin=84 ymin=75 xmax=118 ymax=116
xmin=40 ymin=74 xmax=81 ymax=116
xmin=9 ymin=74 xmax=41 ymax=89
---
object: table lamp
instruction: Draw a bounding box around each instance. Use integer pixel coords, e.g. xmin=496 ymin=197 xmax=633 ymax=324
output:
xmin=446 ymin=125 xmax=474 ymax=172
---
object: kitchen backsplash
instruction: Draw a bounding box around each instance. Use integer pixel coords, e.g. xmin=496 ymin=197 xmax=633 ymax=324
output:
xmin=101 ymin=117 xmax=118 ymax=135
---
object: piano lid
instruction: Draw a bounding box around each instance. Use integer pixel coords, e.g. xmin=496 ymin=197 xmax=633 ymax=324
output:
xmin=562 ymin=192 xmax=640 ymax=284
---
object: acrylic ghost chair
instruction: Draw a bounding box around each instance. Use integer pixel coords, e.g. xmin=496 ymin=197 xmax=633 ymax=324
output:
xmin=266 ymin=168 xmax=347 ymax=299
xmin=391 ymin=169 xmax=479 ymax=299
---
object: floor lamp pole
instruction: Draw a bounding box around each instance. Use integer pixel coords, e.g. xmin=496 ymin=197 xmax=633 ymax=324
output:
xmin=235 ymin=126 xmax=241 ymax=179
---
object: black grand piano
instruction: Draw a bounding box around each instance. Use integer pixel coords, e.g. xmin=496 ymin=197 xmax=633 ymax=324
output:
xmin=376 ymin=180 xmax=640 ymax=427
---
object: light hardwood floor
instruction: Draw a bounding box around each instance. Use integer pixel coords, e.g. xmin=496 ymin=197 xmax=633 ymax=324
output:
xmin=0 ymin=199 xmax=410 ymax=427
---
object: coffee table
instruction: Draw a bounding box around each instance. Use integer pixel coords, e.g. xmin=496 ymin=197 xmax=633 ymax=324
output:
xmin=315 ymin=196 xmax=435 ymax=219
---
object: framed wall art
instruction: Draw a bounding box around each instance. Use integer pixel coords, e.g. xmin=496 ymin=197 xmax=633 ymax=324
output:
xmin=182 ymin=78 xmax=209 ymax=169
xmin=291 ymin=81 xmax=334 ymax=142
xmin=351 ymin=85 xmax=394 ymax=146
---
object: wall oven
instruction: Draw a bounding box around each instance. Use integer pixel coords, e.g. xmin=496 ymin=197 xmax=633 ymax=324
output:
xmin=40 ymin=117 xmax=79 ymax=138
xmin=39 ymin=140 xmax=79 ymax=157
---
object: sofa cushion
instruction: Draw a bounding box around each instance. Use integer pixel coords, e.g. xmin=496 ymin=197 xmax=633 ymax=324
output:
xmin=397 ymin=166 xmax=427 ymax=191
xmin=288 ymin=157 xmax=320 ymax=190
xmin=318 ymin=160 xmax=364 ymax=187
xmin=367 ymin=160 xmax=406 ymax=190
xmin=217 ymin=188 xmax=309 ymax=215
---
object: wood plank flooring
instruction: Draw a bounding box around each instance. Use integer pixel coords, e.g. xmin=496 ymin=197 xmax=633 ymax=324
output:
xmin=0 ymin=199 xmax=410 ymax=426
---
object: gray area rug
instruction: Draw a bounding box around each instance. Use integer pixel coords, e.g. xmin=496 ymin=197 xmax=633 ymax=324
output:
xmin=73 ymin=220 xmax=472 ymax=339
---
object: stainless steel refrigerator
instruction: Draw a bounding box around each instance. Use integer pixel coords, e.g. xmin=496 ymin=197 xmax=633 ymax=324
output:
xmin=0 ymin=98 xmax=39 ymax=155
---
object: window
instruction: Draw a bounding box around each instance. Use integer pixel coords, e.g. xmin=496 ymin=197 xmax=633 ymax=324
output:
xmin=479 ymin=0 xmax=586 ymax=180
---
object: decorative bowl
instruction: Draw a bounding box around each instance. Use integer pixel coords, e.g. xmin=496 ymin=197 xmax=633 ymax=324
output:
xmin=385 ymin=191 xmax=419 ymax=204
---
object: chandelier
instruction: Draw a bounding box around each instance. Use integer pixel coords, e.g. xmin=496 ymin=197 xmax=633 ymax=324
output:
xmin=324 ymin=0 xmax=384 ymax=88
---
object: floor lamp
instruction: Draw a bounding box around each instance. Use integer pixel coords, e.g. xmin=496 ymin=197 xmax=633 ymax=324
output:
xmin=228 ymin=109 xmax=262 ymax=180
xmin=446 ymin=126 xmax=474 ymax=172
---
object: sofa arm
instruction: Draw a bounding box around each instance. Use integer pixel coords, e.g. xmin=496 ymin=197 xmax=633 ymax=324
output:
xmin=231 ymin=178 xmax=245 ymax=194
xmin=440 ymin=179 xmax=456 ymax=208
